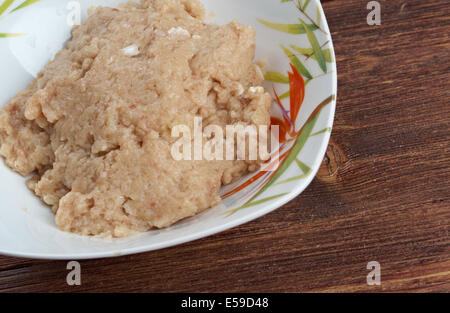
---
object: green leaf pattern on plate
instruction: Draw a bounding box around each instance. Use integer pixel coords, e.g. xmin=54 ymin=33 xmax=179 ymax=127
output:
xmin=301 ymin=0 xmax=311 ymax=11
xmin=11 ymin=0 xmax=40 ymax=12
xmin=0 ymin=0 xmax=41 ymax=37
xmin=280 ymin=44 xmax=312 ymax=80
xmin=300 ymin=19 xmax=327 ymax=73
xmin=0 ymin=32 xmax=23 ymax=37
xmin=0 ymin=0 xmax=15 ymax=16
xmin=257 ymin=18 xmax=318 ymax=34
xmin=264 ymin=71 xmax=290 ymax=84
xmin=228 ymin=0 xmax=335 ymax=215
xmin=290 ymin=46 xmax=334 ymax=63
xmin=225 ymin=193 xmax=289 ymax=216
xmin=228 ymin=95 xmax=334 ymax=215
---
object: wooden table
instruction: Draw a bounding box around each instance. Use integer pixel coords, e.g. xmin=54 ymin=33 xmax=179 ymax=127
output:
xmin=0 ymin=0 xmax=449 ymax=293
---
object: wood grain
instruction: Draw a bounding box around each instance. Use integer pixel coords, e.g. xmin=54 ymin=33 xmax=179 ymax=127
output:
xmin=0 ymin=0 xmax=449 ymax=293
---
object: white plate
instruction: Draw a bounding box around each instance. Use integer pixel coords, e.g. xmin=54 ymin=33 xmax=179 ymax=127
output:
xmin=0 ymin=0 xmax=336 ymax=260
